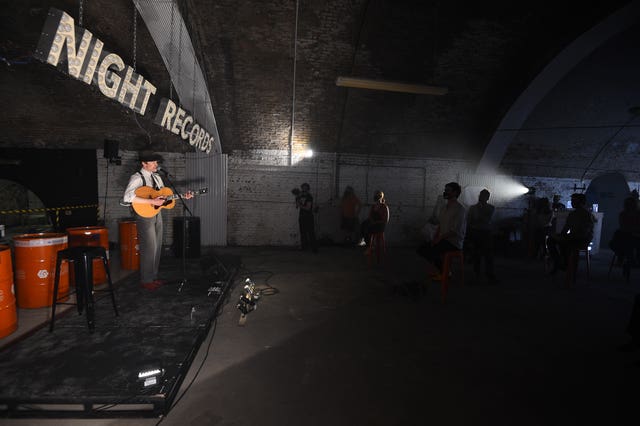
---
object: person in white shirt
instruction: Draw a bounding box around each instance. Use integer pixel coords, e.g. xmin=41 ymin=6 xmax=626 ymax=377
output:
xmin=417 ymin=182 xmax=466 ymax=281
xmin=123 ymin=151 xmax=192 ymax=290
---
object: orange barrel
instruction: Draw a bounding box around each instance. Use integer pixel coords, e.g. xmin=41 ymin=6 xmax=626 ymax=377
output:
xmin=0 ymin=245 xmax=18 ymax=338
xmin=13 ymin=233 xmax=69 ymax=309
xmin=66 ymin=226 xmax=109 ymax=285
xmin=119 ymin=219 xmax=139 ymax=270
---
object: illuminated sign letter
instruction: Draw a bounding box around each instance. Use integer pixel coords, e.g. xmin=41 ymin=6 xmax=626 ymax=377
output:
xmin=117 ymin=66 xmax=143 ymax=109
xmin=181 ymin=116 xmax=193 ymax=140
xmin=97 ymin=53 xmax=124 ymax=99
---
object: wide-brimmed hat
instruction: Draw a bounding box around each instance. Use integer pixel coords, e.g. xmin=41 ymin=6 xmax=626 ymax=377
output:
xmin=139 ymin=151 xmax=163 ymax=162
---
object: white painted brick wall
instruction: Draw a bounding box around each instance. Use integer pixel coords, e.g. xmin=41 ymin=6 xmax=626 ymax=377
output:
xmin=99 ymin=148 xmax=640 ymax=248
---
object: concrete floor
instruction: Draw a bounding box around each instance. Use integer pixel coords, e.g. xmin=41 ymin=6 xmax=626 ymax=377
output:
xmin=1 ymin=244 xmax=639 ymax=425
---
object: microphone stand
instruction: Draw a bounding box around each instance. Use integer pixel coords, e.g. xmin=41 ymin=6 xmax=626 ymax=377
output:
xmin=158 ymin=170 xmax=192 ymax=293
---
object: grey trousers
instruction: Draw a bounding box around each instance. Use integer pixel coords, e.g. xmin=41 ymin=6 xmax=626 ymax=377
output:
xmin=136 ymin=213 xmax=163 ymax=283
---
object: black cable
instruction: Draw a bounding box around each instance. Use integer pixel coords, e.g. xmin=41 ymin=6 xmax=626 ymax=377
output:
xmin=155 ymin=272 xmax=242 ymax=425
xmin=236 ymin=268 xmax=280 ymax=296
xmin=153 ymin=317 xmax=218 ymax=426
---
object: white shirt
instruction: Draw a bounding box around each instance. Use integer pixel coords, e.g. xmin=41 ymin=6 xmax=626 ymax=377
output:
xmin=438 ymin=199 xmax=467 ymax=249
xmin=123 ymin=169 xmax=164 ymax=203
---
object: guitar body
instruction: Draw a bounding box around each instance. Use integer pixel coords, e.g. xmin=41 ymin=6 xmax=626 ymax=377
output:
xmin=132 ymin=186 xmax=208 ymax=218
xmin=133 ymin=186 xmax=176 ymax=218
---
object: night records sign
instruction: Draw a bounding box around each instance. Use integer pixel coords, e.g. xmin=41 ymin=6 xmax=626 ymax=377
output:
xmin=33 ymin=7 xmax=213 ymax=154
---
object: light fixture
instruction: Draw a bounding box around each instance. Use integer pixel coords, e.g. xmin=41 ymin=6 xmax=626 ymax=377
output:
xmin=336 ymin=76 xmax=448 ymax=96
xmin=304 ymin=149 xmax=313 ymax=158
xmin=237 ymin=278 xmax=260 ymax=316
xmin=137 ymin=367 xmax=164 ymax=387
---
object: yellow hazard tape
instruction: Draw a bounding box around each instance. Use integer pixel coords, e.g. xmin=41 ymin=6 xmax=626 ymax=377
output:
xmin=0 ymin=204 xmax=99 ymax=215
xmin=1 ymin=204 xmax=100 ymax=227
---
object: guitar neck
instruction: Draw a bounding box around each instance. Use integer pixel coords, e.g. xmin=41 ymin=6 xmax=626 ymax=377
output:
xmin=167 ymin=189 xmax=206 ymax=201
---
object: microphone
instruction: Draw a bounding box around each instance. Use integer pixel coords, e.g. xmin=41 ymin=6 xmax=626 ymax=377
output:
xmin=156 ymin=166 xmax=171 ymax=176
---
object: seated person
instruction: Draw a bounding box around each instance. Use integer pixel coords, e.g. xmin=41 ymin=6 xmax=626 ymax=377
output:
xmin=417 ymin=182 xmax=467 ymax=280
xmin=609 ymin=195 xmax=640 ymax=272
xmin=547 ymin=193 xmax=596 ymax=273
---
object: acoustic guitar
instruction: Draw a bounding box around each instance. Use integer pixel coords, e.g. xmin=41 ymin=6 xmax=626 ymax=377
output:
xmin=132 ymin=186 xmax=208 ymax=218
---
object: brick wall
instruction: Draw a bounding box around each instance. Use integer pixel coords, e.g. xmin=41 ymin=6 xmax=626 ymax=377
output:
xmin=99 ymin=149 xmax=639 ymax=249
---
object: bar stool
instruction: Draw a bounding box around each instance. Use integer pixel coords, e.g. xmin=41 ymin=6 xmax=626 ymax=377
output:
xmin=50 ymin=246 xmax=118 ymax=333
xmin=367 ymin=232 xmax=386 ymax=266
xmin=440 ymin=250 xmax=464 ymax=304
xmin=565 ymin=245 xmax=590 ymax=288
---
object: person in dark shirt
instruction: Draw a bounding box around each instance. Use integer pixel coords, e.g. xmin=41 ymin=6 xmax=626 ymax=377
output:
xmin=467 ymin=189 xmax=498 ymax=284
xmin=296 ymin=183 xmax=317 ymax=253
xmin=547 ymin=193 xmax=595 ymax=273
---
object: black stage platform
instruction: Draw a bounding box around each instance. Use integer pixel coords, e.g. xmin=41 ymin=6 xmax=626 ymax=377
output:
xmin=0 ymin=249 xmax=239 ymax=418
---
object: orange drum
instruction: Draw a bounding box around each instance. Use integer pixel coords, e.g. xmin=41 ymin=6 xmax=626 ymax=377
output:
xmin=119 ymin=219 xmax=139 ymax=270
xmin=13 ymin=233 xmax=69 ymax=309
xmin=0 ymin=245 xmax=18 ymax=338
xmin=66 ymin=226 xmax=109 ymax=285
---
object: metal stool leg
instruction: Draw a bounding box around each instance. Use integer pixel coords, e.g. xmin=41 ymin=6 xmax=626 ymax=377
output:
xmin=49 ymin=253 xmax=63 ymax=332
xmin=101 ymin=252 xmax=119 ymax=317
xmin=81 ymin=252 xmax=96 ymax=333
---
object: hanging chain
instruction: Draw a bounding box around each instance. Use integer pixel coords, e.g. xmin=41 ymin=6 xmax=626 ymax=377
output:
xmin=78 ymin=0 xmax=84 ymax=26
xmin=178 ymin=12 xmax=182 ymax=101
xmin=132 ymin=1 xmax=138 ymax=71
xmin=169 ymin=0 xmax=175 ymax=100
xmin=192 ymin=54 xmax=196 ymax=116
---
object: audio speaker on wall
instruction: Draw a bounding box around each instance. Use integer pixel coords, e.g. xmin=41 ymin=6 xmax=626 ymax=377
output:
xmin=104 ymin=140 xmax=119 ymax=159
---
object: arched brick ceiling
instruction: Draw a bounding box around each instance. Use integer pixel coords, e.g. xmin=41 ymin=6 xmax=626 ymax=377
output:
xmin=0 ymin=0 xmax=636 ymax=179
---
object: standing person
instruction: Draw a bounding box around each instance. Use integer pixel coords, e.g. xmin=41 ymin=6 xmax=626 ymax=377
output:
xmin=340 ymin=186 xmax=362 ymax=245
xmin=364 ymin=190 xmax=389 ymax=253
xmin=123 ymin=151 xmax=193 ymax=290
xmin=533 ymin=197 xmax=553 ymax=259
xmin=417 ymin=182 xmax=466 ymax=281
xmin=296 ymin=183 xmax=317 ymax=253
xmin=551 ymin=194 xmax=566 ymax=212
xmin=467 ymin=189 xmax=498 ymax=284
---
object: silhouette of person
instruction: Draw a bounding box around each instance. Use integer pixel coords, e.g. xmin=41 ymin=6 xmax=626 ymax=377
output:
xmin=551 ymin=194 xmax=566 ymax=212
xmin=340 ymin=186 xmax=362 ymax=245
xmin=467 ymin=189 xmax=498 ymax=284
xmin=533 ymin=197 xmax=553 ymax=259
xmin=296 ymin=183 xmax=317 ymax=253
xmin=609 ymin=195 xmax=640 ymax=278
xmin=363 ymin=190 xmax=389 ymax=253
xmin=417 ymin=182 xmax=467 ymax=280
xmin=547 ymin=193 xmax=596 ymax=273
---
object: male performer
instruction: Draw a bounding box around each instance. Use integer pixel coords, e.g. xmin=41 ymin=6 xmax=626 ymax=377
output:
xmin=123 ymin=151 xmax=193 ymax=290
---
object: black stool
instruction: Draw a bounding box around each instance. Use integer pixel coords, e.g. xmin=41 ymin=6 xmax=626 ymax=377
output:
xmin=50 ymin=246 xmax=118 ymax=333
